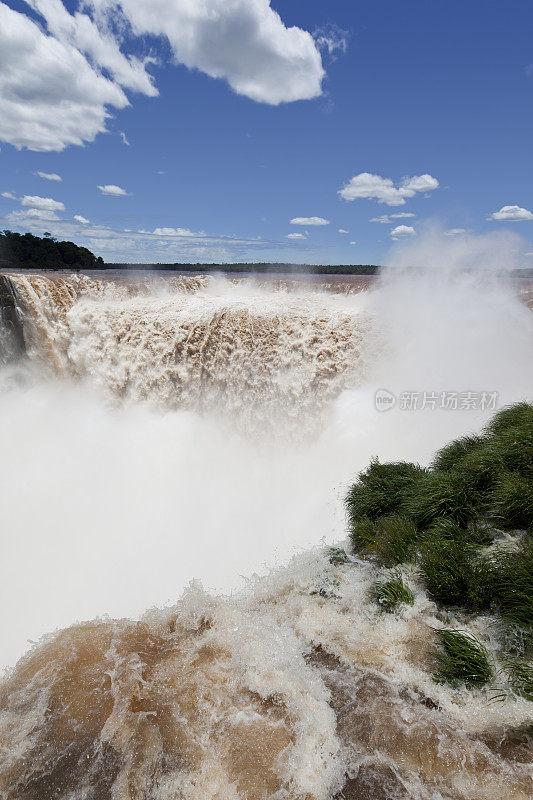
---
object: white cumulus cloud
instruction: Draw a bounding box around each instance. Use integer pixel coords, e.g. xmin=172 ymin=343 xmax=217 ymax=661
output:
xmin=2 ymin=191 xmax=17 ymax=200
xmin=0 ymin=2 xmax=324 ymax=151
xmin=338 ymin=228 xmax=349 ymax=233
xmin=490 ymin=205 xmax=533 ymax=221
xmin=339 ymin=172 xmax=439 ymax=206
xmin=74 ymin=214 xmax=90 ymax=224
xmin=390 ymin=224 xmax=416 ymax=239
xmin=287 ymin=232 xmax=307 ymax=240
xmin=21 ymin=195 xmax=65 ymax=211
xmin=290 ymin=216 xmax=329 ymax=226
xmin=36 ymin=171 xmax=62 ymax=182
xmin=0 ymin=2 xmax=130 ymax=151
xmin=97 ymin=184 xmax=129 ymax=196
xmin=26 ymin=0 xmax=157 ymax=96
xmin=91 ymin=0 xmax=324 ymax=105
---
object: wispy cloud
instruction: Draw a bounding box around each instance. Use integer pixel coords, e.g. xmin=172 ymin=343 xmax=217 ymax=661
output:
xmin=151 ymin=227 xmax=205 ymax=237
xmin=370 ymin=212 xmax=416 ymax=223
xmin=36 ymin=171 xmax=62 ymax=182
xmin=290 ymin=216 xmax=329 ymax=226
xmin=97 ymin=184 xmax=130 ymax=196
xmin=313 ymin=24 xmax=349 ymax=61
xmin=7 ymin=208 xmax=60 ymax=221
xmin=0 ymin=211 xmax=278 ymax=263
xmin=444 ymin=228 xmax=470 ymax=236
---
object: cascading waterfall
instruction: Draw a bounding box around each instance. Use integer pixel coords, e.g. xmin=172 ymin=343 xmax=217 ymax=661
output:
xmin=0 ymin=265 xmax=532 ymax=800
xmin=8 ymin=273 xmax=372 ymax=436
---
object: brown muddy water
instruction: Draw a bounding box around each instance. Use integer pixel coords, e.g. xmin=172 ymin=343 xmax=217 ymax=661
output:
xmin=0 ymin=268 xmax=531 ymax=799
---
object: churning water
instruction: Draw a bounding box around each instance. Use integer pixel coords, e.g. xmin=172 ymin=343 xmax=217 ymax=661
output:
xmin=0 ymin=234 xmax=532 ymax=799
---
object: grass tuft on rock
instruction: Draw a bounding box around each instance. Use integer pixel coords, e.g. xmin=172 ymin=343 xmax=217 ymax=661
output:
xmin=345 ymin=460 xmax=426 ymax=525
xmin=490 ymin=473 xmax=533 ymax=531
xmin=371 ymin=569 xmax=414 ymax=612
xmin=503 ymin=656 xmax=533 ymax=701
xmin=344 ymin=404 xmax=533 ymax=689
xmin=425 ymin=517 xmax=494 ymax=547
xmin=327 ymin=546 xmax=349 ymax=566
xmin=349 ymin=515 xmax=418 ymax=566
xmin=432 ymin=434 xmax=484 ymax=472
xmin=420 ymin=539 xmax=466 ymax=607
xmin=433 ymin=629 xmax=493 ymax=688
xmin=484 ymin=402 xmax=533 ymax=438
xmin=402 ymin=470 xmax=479 ymax=529
xmin=489 ymin=538 xmax=533 ymax=630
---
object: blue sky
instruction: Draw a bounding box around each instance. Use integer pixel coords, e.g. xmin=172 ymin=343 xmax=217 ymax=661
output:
xmin=1 ymin=0 xmax=533 ymax=264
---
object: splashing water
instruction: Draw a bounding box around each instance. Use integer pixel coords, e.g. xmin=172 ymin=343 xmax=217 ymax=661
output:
xmin=8 ymin=273 xmax=374 ymax=437
xmin=0 ymin=234 xmax=532 ymax=798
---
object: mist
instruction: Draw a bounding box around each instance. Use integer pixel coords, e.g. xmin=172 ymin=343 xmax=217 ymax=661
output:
xmin=1 ymin=231 xmax=532 ymax=671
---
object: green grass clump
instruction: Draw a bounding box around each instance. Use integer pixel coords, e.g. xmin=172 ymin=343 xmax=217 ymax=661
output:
xmin=490 ymin=473 xmax=533 ymax=531
xmin=403 ymin=470 xmax=479 ymax=529
xmin=485 ymin=402 xmax=533 ymax=437
xmin=433 ymin=629 xmax=493 ymax=688
xmin=504 ymin=656 xmax=533 ymax=700
xmin=327 ymin=546 xmax=349 ymax=566
xmin=349 ymin=517 xmax=379 ymax=553
xmin=344 ymin=404 xmax=533 ymax=688
xmin=425 ymin=517 xmax=493 ymax=547
xmin=490 ymin=539 xmax=533 ymax=630
xmin=432 ymin=434 xmax=484 ymax=472
xmin=420 ymin=539 xmax=490 ymax=609
xmin=345 ymin=460 xmax=426 ymax=525
xmin=371 ymin=569 xmax=414 ymax=612
xmin=349 ymin=515 xmax=418 ymax=566
xmin=456 ymin=444 xmax=504 ymax=494
xmin=490 ymin=426 xmax=533 ymax=478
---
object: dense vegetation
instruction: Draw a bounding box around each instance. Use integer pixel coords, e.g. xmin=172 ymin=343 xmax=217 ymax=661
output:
xmin=0 ymin=231 xmax=104 ymax=271
xmin=105 ymin=262 xmax=380 ymax=275
xmin=345 ymin=402 xmax=533 ymax=694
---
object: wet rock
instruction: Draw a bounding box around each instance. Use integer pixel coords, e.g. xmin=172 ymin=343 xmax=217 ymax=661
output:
xmin=0 ymin=275 xmax=25 ymax=360
xmin=334 ymin=763 xmax=410 ymax=800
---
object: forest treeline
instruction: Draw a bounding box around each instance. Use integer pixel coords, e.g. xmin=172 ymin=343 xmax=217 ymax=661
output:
xmin=0 ymin=231 xmax=104 ymax=271
xmin=106 ymin=262 xmax=381 ymax=274
xmin=0 ymin=232 xmax=380 ymax=273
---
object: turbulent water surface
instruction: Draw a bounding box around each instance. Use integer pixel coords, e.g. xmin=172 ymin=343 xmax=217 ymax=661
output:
xmin=0 ymin=264 xmax=532 ymax=799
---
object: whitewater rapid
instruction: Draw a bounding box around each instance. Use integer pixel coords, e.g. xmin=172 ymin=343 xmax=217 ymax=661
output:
xmin=0 ymin=246 xmax=532 ymax=799
xmin=1 ymin=265 xmax=532 ymax=667
xmin=7 ymin=273 xmax=373 ymax=437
